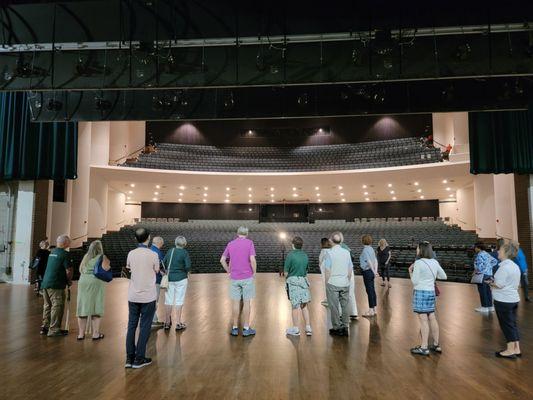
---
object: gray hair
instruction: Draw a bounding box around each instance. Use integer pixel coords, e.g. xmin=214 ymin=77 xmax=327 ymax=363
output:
xmin=80 ymin=240 xmax=104 ymax=273
xmin=152 ymin=236 xmax=164 ymax=247
xmin=57 ymin=234 xmax=71 ymax=247
xmin=330 ymin=231 xmax=343 ymax=244
xmin=500 ymin=240 xmax=519 ymax=260
xmin=237 ymin=226 xmax=249 ymax=236
xmin=175 ymin=236 xmax=187 ymax=248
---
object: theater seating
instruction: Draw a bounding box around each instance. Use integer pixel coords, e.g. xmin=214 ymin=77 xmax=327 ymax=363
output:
xmin=121 ymin=137 xmax=443 ymax=172
xmin=78 ymin=218 xmax=477 ymax=283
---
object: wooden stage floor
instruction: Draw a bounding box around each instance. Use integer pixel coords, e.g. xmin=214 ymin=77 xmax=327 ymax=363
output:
xmin=1 ymin=274 xmax=532 ymax=400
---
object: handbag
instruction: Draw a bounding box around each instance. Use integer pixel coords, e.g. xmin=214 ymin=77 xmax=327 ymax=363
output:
xmin=30 ymin=257 xmax=40 ymax=270
xmin=421 ymin=260 xmax=440 ymax=296
xmin=470 ymin=272 xmax=484 ymax=284
xmin=93 ymin=255 xmax=113 ymax=282
xmin=160 ymin=249 xmax=175 ymax=289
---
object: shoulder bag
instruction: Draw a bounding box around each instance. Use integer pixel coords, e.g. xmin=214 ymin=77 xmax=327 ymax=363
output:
xmin=470 ymin=272 xmax=484 ymax=284
xmin=93 ymin=255 xmax=113 ymax=282
xmin=160 ymin=249 xmax=174 ymax=289
xmin=421 ymin=259 xmax=440 ymax=296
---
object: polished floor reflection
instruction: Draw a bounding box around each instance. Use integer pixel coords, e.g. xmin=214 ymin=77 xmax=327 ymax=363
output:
xmin=1 ymin=274 xmax=532 ymax=399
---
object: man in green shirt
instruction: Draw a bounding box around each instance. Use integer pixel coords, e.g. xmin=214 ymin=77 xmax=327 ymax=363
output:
xmin=284 ymin=236 xmax=312 ymax=336
xmin=40 ymin=234 xmax=73 ymax=337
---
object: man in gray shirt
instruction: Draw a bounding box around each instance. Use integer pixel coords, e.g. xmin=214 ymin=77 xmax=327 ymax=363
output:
xmin=323 ymin=232 xmax=353 ymax=336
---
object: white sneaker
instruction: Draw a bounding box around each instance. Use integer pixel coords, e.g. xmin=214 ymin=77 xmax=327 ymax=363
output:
xmin=475 ymin=307 xmax=489 ymax=313
xmin=488 ymin=306 xmax=495 ymax=312
xmin=286 ymin=327 xmax=300 ymax=336
xmin=305 ymin=325 xmax=313 ymax=336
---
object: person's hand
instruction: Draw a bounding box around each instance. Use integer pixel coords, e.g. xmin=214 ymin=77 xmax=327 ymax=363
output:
xmin=408 ymin=264 xmax=414 ymax=274
xmin=67 ymin=281 xmax=72 ymax=287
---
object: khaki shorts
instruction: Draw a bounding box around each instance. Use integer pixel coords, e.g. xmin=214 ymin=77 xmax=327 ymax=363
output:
xmin=230 ymin=278 xmax=255 ymax=301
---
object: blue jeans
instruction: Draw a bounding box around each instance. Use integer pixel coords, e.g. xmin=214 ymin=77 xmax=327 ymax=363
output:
xmin=477 ymin=274 xmax=493 ymax=307
xmin=126 ymin=301 xmax=156 ymax=360
xmin=362 ymin=269 xmax=377 ymax=308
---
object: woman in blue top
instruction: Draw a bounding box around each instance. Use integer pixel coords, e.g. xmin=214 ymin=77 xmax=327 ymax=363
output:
xmin=163 ymin=236 xmax=192 ymax=331
xmin=360 ymin=234 xmax=379 ymax=317
xmin=474 ymin=242 xmax=498 ymax=313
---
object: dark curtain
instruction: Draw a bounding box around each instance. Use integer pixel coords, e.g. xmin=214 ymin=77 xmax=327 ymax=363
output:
xmin=469 ymin=109 xmax=533 ymax=174
xmin=0 ymin=92 xmax=77 ymax=180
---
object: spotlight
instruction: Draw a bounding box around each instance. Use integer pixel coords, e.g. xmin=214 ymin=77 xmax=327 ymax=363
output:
xmin=223 ymin=92 xmax=235 ymax=110
xmin=297 ymin=93 xmax=309 ymax=107
xmin=454 ymin=43 xmax=471 ymax=61
xmin=279 ymin=232 xmax=287 ymax=240
xmin=95 ymin=96 xmax=111 ymax=111
xmin=46 ymin=98 xmax=62 ymax=112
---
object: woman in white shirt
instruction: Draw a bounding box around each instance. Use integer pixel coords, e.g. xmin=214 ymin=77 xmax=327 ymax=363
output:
xmin=490 ymin=240 xmax=522 ymax=359
xmin=408 ymin=241 xmax=447 ymax=356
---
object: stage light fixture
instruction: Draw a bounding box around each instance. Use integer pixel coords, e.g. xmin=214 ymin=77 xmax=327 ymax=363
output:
xmin=223 ymin=92 xmax=235 ymax=110
xmin=297 ymin=93 xmax=309 ymax=107
xmin=454 ymin=43 xmax=471 ymax=61
xmin=46 ymin=98 xmax=62 ymax=112
xmin=95 ymin=96 xmax=112 ymax=111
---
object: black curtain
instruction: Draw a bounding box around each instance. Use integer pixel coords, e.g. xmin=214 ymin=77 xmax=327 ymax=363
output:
xmin=0 ymin=92 xmax=77 ymax=180
xmin=469 ymin=108 xmax=533 ymax=174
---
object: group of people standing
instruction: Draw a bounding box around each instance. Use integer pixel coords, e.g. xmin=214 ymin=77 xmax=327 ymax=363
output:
xmin=35 ymin=226 xmax=527 ymax=370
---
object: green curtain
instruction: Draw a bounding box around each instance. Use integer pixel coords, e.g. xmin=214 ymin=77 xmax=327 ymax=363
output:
xmin=469 ymin=109 xmax=533 ymax=174
xmin=0 ymin=92 xmax=77 ymax=180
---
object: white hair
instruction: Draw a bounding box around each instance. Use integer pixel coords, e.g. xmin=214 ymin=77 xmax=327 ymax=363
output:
xmin=237 ymin=226 xmax=249 ymax=236
xmin=57 ymin=234 xmax=71 ymax=247
xmin=152 ymin=236 xmax=164 ymax=247
xmin=175 ymin=236 xmax=187 ymax=248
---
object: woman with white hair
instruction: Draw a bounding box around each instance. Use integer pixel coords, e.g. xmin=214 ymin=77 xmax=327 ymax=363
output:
xmin=163 ymin=236 xmax=192 ymax=331
xmin=76 ymin=240 xmax=111 ymax=340
xmin=490 ymin=240 xmax=522 ymax=359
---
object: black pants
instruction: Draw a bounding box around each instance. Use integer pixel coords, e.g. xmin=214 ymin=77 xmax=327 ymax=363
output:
xmin=521 ymin=273 xmax=529 ymax=300
xmin=494 ymin=300 xmax=520 ymax=342
xmin=477 ymin=275 xmax=493 ymax=307
xmin=362 ymin=269 xmax=377 ymax=308
xmin=379 ymin=263 xmax=390 ymax=281
xmin=126 ymin=301 xmax=156 ymax=360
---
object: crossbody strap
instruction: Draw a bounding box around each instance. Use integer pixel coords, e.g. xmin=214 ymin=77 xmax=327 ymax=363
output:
xmin=420 ymin=259 xmax=437 ymax=282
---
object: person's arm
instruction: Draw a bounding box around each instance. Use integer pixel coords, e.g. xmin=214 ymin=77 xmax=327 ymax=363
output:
xmin=284 ymin=252 xmax=291 ymax=275
xmin=386 ymin=249 xmax=392 ymax=265
xmin=371 ymin=251 xmax=379 ymax=275
xmin=410 ymin=262 xmax=420 ymax=286
xmin=220 ymin=246 xmax=230 ymax=273
xmin=492 ymin=266 xmax=507 ymax=289
xmin=347 ymin=254 xmax=353 ymax=281
xmin=323 ymin=253 xmax=332 ymax=282
xmin=153 ymin=253 xmax=160 ymax=273
xmin=474 ymin=254 xmax=481 ymax=273
xmin=250 ymin=255 xmax=257 ymax=275
xmin=184 ymin=251 xmax=192 ymax=273
xmin=102 ymin=255 xmax=111 ymax=271
xmin=436 ymin=263 xmax=447 ymax=280
xmin=126 ymin=253 xmax=131 ymax=270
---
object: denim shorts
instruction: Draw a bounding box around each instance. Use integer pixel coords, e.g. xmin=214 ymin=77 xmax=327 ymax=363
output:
xmin=230 ymin=278 xmax=255 ymax=300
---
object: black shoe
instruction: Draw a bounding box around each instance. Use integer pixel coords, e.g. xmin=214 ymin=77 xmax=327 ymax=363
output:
xmin=525 ymin=298 xmax=531 ymax=302
xmin=350 ymin=315 xmax=358 ymax=320
xmin=39 ymin=326 xmax=49 ymax=335
xmin=125 ymin=357 xmax=135 ymax=368
xmin=339 ymin=328 xmax=349 ymax=336
xmin=329 ymin=328 xmax=342 ymax=336
xmin=47 ymin=329 xmax=68 ymax=337
xmin=132 ymin=357 xmax=153 ymax=369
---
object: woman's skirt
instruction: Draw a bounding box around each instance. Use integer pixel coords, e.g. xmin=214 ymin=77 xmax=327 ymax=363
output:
xmin=412 ymin=289 xmax=436 ymax=314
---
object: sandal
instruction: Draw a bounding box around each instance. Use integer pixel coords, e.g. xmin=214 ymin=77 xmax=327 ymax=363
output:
xmin=411 ymin=346 xmax=430 ymax=356
xmin=164 ymin=322 xmax=171 ymax=331
xmin=429 ymin=343 xmax=442 ymax=353
xmin=92 ymin=333 xmax=105 ymax=341
xmin=175 ymin=323 xmax=187 ymax=331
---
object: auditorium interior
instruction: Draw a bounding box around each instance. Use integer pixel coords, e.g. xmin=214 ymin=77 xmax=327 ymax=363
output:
xmin=1 ymin=1 xmax=533 ymax=399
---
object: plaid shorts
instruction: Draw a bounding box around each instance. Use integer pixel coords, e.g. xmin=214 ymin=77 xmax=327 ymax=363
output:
xmin=412 ymin=289 xmax=436 ymax=314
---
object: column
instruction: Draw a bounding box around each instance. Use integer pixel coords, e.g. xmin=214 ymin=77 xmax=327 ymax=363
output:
xmin=473 ymin=174 xmax=496 ymax=239
xmin=11 ymin=181 xmax=35 ymax=284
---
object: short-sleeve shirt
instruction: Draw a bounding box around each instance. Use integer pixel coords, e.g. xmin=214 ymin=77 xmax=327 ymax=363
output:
xmin=323 ymin=245 xmax=353 ymax=287
xmin=126 ymin=245 xmax=160 ymax=303
xmin=41 ymin=248 xmax=72 ymax=290
xmin=222 ymin=237 xmax=256 ymax=280
xmin=284 ymin=249 xmax=309 ymax=278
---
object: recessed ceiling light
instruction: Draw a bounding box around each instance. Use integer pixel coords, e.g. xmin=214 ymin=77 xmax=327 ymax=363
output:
xmin=270 ymin=194 xmax=274 ymax=197
xmin=420 ymin=195 xmax=425 ymax=199
xmin=449 ymin=194 xmax=454 ymax=197
xmin=179 ymin=185 xmax=185 ymax=190
xmin=362 ymin=184 xmax=367 ymax=189
xmin=270 ymin=199 xmax=275 ymax=202
xmin=248 ymin=194 xmax=252 ymax=198
xmin=179 ymin=192 xmax=183 ymax=196
xmin=417 ymin=189 xmax=422 ymax=193
xmin=248 ymin=208 xmax=252 ymax=211
xmin=270 ymin=187 xmax=275 ymax=191
xmin=414 ymin=182 xmax=419 ymax=186
xmin=390 ymin=190 xmax=395 ymax=194
xmin=365 ymin=197 xmax=370 ymax=201
xmin=178 ymin=198 xmax=182 ymax=202
xmin=292 ymin=187 xmax=297 ymax=191
xmin=128 ymin=190 xmax=133 ymax=194
xmin=442 ymin=180 xmax=447 ymax=184
xmin=226 ymin=187 xmax=230 ymax=191
xmin=338 ymin=186 xmax=343 ymax=190
xmin=293 ymin=193 xmax=298 ymax=197
xmin=364 ymin=192 xmax=368 ymax=195
xmin=225 ymin=199 xmax=230 ymax=203
xmin=318 ymin=208 xmax=323 ymax=212
xmin=316 ymin=193 xmax=320 ymax=197
xmin=152 ymin=197 xmax=158 ymax=201
xmin=446 ymin=187 xmax=451 ymax=191
xmin=127 ymin=196 xmax=131 ymax=200
xmin=392 ymin=196 xmax=397 ymax=200
xmin=155 ymin=185 xmax=160 ymax=189
xmin=248 ymin=199 xmax=252 ymax=203
xmin=204 ymin=186 xmax=209 ymax=190
xmin=388 ymin=183 xmax=392 ymax=187
xmin=154 ymin=192 xmax=159 ymax=195
xmin=202 ymin=199 xmax=207 ymax=203
xmin=340 ymin=192 xmax=344 ymax=196
xmin=315 ymin=186 xmax=320 ymax=190
xmin=203 ymin=193 xmax=208 ymax=197
xmin=341 ymin=198 xmax=346 ymax=202
xmin=248 ymin=187 xmax=252 ymax=191
xmin=226 ymin=193 xmax=230 ymax=198
xmin=317 ymin=199 xmax=322 ymax=202
xmin=130 ymin=183 xmax=135 ymax=188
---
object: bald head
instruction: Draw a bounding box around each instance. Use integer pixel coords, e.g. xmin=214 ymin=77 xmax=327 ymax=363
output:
xmin=56 ymin=234 xmax=71 ymax=249
xmin=330 ymin=232 xmax=343 ymax=245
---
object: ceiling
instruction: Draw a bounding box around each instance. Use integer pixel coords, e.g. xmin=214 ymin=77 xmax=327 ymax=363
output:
xmin=94 ymin=160 xmax=472 ymax=204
